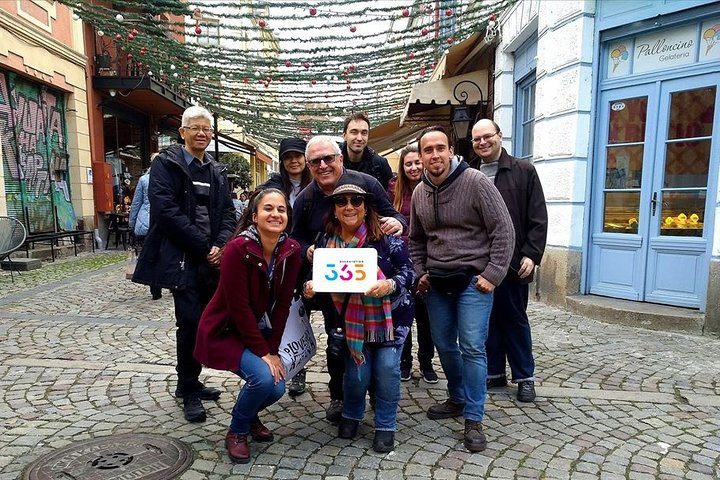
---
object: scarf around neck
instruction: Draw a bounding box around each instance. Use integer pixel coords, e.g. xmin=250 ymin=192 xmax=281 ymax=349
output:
xmin=326 ymin=223 xmax=393 ymax=367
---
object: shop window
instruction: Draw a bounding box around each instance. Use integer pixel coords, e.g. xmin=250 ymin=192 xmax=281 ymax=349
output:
xmin=103 ymin=113 xmax=146 ymax=212
xmin=515 ymin=73 xmax=536 ymax=160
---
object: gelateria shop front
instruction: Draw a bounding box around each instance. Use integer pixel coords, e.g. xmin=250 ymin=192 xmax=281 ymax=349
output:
xmin=588 ymin=11 xmax=720 ymax=311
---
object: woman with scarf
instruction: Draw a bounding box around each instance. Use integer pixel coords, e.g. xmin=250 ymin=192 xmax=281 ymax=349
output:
xmin=303 ymin=182 xmax=415 ymax=453
xmin=195 ymin=188 xmax=301 ymax=464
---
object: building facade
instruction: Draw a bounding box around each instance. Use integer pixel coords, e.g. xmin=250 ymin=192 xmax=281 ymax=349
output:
xmin=495 ymin=0 xmax=720 ymax=332
xmin=0 ymin=1 xmax=93 ymax=233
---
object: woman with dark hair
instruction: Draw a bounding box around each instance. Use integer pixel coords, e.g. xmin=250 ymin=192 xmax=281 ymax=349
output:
xmin=260 ymin=138 xmax=312 ymax=206
xmin=387 ymin=144 xmax=437 ymax=384
xmin=303 ymin=181 xmax=415 ymax=453
xmin=194 ymin=188 xmax=301 ymax=464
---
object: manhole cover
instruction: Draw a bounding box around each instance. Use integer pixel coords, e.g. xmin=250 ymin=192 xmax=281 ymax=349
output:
xmin=23 ymin=433 xmax=193 ymax=480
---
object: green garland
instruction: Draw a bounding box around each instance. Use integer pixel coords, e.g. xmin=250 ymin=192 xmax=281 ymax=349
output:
xmin=60 ymin=0 xmax=513 ymax=147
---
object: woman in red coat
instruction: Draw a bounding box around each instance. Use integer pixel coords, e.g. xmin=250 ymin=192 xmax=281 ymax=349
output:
xmin=195 ymin=188 xmax=301 ymax=464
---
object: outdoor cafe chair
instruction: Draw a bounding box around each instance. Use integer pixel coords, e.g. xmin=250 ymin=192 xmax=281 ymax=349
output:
xmin=0 ymin=216 xmax=27 ymax=282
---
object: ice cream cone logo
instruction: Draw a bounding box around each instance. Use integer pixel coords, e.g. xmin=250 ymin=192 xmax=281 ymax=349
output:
xmin=703 ymin=25 xmax=720 ymax=54
xmin=610 ymin=45 xmax=629 ymax=72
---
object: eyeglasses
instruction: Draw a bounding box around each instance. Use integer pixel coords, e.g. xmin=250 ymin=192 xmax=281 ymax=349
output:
xmin=308 ymin=154 xmax=338 ymax=167
xmin=333 ymin=195 xmax=365 ymax=208
xmin=471 ymin=132 xmax=498 ymax=144
xmin=183 ymin=125 xmax=214 ymax=134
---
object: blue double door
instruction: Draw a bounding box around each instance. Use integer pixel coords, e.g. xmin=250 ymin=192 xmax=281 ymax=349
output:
xmin=589 ymin=73 xmax=720 ymax=309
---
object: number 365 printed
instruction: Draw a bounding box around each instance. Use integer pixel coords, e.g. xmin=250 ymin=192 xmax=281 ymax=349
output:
xmin=324 ymin=263 xmax=367 ymax=281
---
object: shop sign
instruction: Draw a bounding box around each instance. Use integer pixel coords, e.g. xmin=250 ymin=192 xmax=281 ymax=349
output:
xmin=634 ymin=24 xmax=696 ymax=73
xmin=700 ymin=18 xmax=720 ymax=62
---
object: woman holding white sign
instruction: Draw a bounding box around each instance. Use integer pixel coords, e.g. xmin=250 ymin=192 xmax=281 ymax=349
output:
xmin=195 ymin=188 xmax=301 ymax=464
xmin=303 ymin=182 xmax=415 ymax=453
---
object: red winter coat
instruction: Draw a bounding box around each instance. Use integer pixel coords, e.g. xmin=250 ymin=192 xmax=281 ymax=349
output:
xmin=194 ymin=233 xmax=301 ymax=372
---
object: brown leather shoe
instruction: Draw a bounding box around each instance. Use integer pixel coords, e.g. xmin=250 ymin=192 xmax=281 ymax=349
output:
xmin=225 ymin=431 xmax=250 ymax=463
xmin=427 ymin=399 xmax=464 ymax=419
xmin=463 ymin=420 xmax=487 ymax=452
xmin=250 ymin=418 xmax=274 ymax=442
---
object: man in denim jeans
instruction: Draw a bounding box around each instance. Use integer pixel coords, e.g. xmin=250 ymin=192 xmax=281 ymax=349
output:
xmin=408 ymin=126 xmax=514 ymax=452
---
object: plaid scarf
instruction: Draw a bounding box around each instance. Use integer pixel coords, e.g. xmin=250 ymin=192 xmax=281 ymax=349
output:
xmin=327 ymin=223 xmax=394 ymax=367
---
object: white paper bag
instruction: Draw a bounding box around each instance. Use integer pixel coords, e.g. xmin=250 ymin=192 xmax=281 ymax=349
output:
xmin=279 ymin=297 xmax=317 ymax=379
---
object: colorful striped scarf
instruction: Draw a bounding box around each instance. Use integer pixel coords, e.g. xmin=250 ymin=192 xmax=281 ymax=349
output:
xmin=327 ymin=223 xmax=394 ymax=367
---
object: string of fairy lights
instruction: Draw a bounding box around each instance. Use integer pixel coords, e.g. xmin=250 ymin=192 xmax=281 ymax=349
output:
xmin=60 ymin=0 xmax=513 ymax=148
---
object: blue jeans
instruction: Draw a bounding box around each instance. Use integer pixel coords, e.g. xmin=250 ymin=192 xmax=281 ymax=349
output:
xmin=343 ymin=345 xmax=402 ymax=431
xmin=426 ymin=277 xmax=493 ymax=422
xmin=230 ymin=349 xmax=286 ymax=434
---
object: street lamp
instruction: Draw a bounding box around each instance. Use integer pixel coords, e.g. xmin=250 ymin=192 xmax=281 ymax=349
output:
xmin=451 ymin=106 xmax=472 ymax=140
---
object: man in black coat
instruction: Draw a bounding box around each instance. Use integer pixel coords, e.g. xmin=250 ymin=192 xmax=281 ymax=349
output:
xmin=469 ymin=119 xmax=548 ymax=403
xmin=133 ymin=106 xmax=237 ymax=422
xmin=291 ymin=135 xmax=405 ymax=423
xmin=339 ymin=112 xmax=393 ymax=190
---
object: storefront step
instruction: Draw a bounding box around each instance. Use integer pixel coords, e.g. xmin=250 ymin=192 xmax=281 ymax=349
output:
xmin=566 ymin=294 xmax=705 ymax=336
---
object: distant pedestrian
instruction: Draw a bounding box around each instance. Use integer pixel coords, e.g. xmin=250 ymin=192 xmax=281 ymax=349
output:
xmin=132 ymin=105 xmax=237 ymax=423
xmin=387 ymin=144 xmax=437 ymax=384
xmin=469 ymin=119 xmax=548 ymax=403
xmin=408 ymin=125 xmax=514 ymax=452
xmin=129 ymin=153 xmax=161 ymax=300
xmin=195 ymin=188 xmax=301 ymax=464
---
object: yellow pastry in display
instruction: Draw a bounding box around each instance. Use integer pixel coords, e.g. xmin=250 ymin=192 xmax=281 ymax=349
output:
xmin=664 ymin=216 xmax=673 ymax=225
xmin=677 ymin=213 xmax=687 ymax=221
xmin=690 ymin=213 xmax=699 ymax=223
xmin=628 ymin=218 xmax=638 ymax=227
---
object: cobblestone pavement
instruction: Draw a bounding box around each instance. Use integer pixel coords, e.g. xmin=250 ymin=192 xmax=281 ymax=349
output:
xmin=1 ymin=252 xmax=719 ymax=479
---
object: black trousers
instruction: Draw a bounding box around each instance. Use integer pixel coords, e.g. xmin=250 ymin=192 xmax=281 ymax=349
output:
xmin=486 ymin=278 xmax=535 ymax=382
xmin=400 ymin=296 xmax=435 ymax=369
xmin=135 ymin=236 xmax=161 ymax=299
xmin=172 ymin=262 xmax=219 ymax=394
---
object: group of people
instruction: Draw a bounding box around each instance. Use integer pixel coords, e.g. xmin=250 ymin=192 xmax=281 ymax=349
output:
xmin=132 ymin=105 xmax=547 ymax=464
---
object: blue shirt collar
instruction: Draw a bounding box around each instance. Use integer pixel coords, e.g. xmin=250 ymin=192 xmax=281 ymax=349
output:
xmin=182 ymin=147 xmax=207 ymax=166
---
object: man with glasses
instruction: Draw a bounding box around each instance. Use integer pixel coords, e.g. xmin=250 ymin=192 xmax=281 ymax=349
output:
xmin=409 ymin=125 xmax=514 ymax=452
xmin=291 ymin=135 xmax=406 ymax=423
xmin=340 ymin=112 xmax=393 ymax=190
xmin=133 ymin=105 xmax=237 ymax=423
xmin=469 ymin=119 xmax=547 ymax=403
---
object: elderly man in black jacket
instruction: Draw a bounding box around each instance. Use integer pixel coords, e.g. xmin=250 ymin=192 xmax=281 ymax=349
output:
xmin=133 ymin=105 xmax=237 ymax=422
xmin=469 ymin=119 xmax=548 ymax=403
xmin=291 ymin=135 xmax=406 ymax=423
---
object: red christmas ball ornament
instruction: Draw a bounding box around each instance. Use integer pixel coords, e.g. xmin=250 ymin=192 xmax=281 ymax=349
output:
xmin=195 ymin=25 xmax=202 ymax=35
xmin=311 ymin=79 xmax=317 ymax=85
xmin=115 ymin=33 xmax=122 ymax=40
xmin=139 ymin=47 xmax=147 ymax=55
xmin=420 ymin=27 xmax=429 ymax=36
xmin=445 ymin=8 xmax=453 ymax=17
xmin=182 ymin=63 xmax=188 ymax=69
xmin=279 ymin=77 xmax=284 ymax=82
xmin=347 ymin=78 xmax=351 ymax=84
xmin=446 ymin=37 xmax=454 ymax=44
xmin=309 ymin=7 xmax=317 ymax=16
xmin=402 ymin=8 xmax=410 ymax=17
xmin=346 ymin=85 xmax=351 ymax=90
xmin=127 ymin=33 xmax=135 ymax=40
xmin=420 ymin=67 xmax=426 ymax=76
xmin=350 ymin=25 xmax=357 ymax=33
xmin=489 ymin=14 xmax=497 ymax=21
xmin=127 ymin=53 xmax=133 ymax=59
xmin=244 ymin=77 xmax=249 ymax=84
xmin=349 ymin=64 xmax=356 ymax=71
xmin=303 ymin=62 xmax=310 ymax=69
xmin=285 ymin=60 xmax=292 ymax=67
xmin=258 ymin=19 xmax=266 ymax=28
xmin=132 ymin=28 xmax=139 ymax=36
xmin=408 ymin=52 xmax=415 ymax=60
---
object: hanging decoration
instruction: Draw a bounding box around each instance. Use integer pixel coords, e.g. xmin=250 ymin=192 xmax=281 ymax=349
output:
xmin=61 ymin=0 xmax=515 ymax=147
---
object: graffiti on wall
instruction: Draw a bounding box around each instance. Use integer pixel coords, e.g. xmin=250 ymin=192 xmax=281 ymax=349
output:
xmin=0 ymin=70 xmax=74 ymax=232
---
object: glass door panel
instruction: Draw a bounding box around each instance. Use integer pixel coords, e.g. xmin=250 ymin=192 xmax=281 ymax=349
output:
xmin=658 ymin=86 xmax=715 ymax=238
xmin=602 ymin=96 xmax=647 ymax=234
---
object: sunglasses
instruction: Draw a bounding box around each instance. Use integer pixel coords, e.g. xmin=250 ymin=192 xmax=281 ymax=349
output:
xmin=308 ymin=154 xmax=338 ymax=166
xmin=333 ymin=195 xmax=365 ymax=207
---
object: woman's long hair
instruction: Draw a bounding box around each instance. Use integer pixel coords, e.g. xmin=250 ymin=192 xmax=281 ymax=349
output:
xmin=279 ymin=158 xmax=312 ymax=199
xmin=234 ymin=188 xmax=290 ymax=237
xmin=392 ymin=144 xmax=419 ymax=212
xmin=324 ymin=195 xmax=383 ymax=241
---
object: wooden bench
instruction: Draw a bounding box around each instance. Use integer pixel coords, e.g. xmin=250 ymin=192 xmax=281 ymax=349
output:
xmin=22 ymin=230 xmax=96 ymax=261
